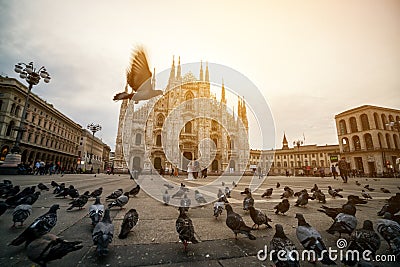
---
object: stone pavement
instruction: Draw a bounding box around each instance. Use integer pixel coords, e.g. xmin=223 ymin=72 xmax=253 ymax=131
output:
xmin=0 ymin=173 xmax=399 ymax=266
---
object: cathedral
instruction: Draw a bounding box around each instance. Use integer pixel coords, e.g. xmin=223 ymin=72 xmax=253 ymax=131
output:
xmin=114 ymin=57 xmax=250 ymax=174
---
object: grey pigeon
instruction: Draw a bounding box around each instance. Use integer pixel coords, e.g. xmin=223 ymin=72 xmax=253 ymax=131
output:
xmin=311 ymin=184 xmax=318 ymax=192
xmin=328 ymin=186 xmax=343 ymax=198
xmin=108 ymin=192 xmax=129 ymax=209
xmin=89 ymin=197 xmax=104 ymax=226
xmin=225 ymin=204 xmax=256 ymax=240
xmin=27 ymin=233 xmax=83 ymax=267
xmin=274 ymin=199 xmax=290 ymax=215
xmin=180 ymin=193 xmax=191 ymax=210
xmin=312 ymin=189 xmax=326 ymax=203
xmin=172 ymin=185 xmax=188 ymax=198
xmin=347 ymin=195 xmax=368 ymax=205
xmin=163 ymin=190 xmax=170 ymax=205
xmin=364 ymin=184 xmax=375 ymax=191
xmin=176 ymin=207 xmax=198 ymax=251
xmin=9 ymin=204 xmax=60 ymax=246
xmin=37 ymin=183 xmax=49 ymax=191
xmin=295 ymin=213 xmax=336 ymax=265
xmin=381 ymin=188 xmax=391 ymax=193
xmin=342 ymin=220 xmax=381 ymax=266
xmin=118 ymin=209 xmax=139 ymax=239
xmin=92 ymin=209 xmax=114 ymax=256
xmin=67 ymin=191 xmax=90 ymax=210
xmin=113 ymin=48 xmax=163 ymax=102
xmin=377 ymin=214 xmax=400 ymax=258
xmin=213 ymin=200 xmax=225 ymax=219
xmin=269 ymin=224 xmax=299 ymax=267
xmin=294 ymin=190 xmax=314 ymax=207
xmin=194 ymin=190 xmax=207 ymax=204
xmin=361 ymin=190 xmax=372 ymax=199
xmin=243 ymin=192 xmax=254 ymax=211
xmin=217 ymin=188 xmax=224 ymax=199
xmin=12 ymin=204 xmax=32 ymax=227
xmin=248 ymin=206 xmax=272 ymax=229
xmin=327 ymin=212 xmax=357 ymax=237
xmin=129 ymin=184 xmax=140 ymax=197
xmin=55 ymin=185 xmax=73 ymax=198
xmin=15 ymin=191 xmax=41 ymax=206
xmin=106 ymin=189 xmax=123 ymax=200
xmin=224 ymin=187 xmax=231 ymax=198
xmin=261 ymin=188 xmax=273 ymax=198
xmin=89 ymin=187 xmax=103 ymax=198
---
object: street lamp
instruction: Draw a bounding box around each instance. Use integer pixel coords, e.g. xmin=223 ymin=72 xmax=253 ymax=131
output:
xmin=12 ymin=62 xmax=51 ymax=154
xmin=293 ymin=139 xmax=303 ymax=175
xmin=87 ymin=123 xmax=102 ymax=165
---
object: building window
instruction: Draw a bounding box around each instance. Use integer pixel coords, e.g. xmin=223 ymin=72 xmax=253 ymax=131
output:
xmin=339 ymin=119 xmax=347 ymax=135
xmin=352 ymin=135 xmax=361 ymax=151
xmin=156 ymin=134 xmax=162 ymax=146
xmin=373 ymin=113 xmax=380 ymax=129
xmin=364 ymin=133 xmax=373 ymax=150
xmin=394 ymin=134 xmax=399 ymax=149
xmin=342 ymin=137 xmax=350 ymax=152
xmin=350 ymin=117 xmax=358 ymax=133
xmin=381 ymin=114 xmax=388 ymax=129
xmin=6 ymin=121 xmax=15 ymax=136
xmin=156 ymin=114 xmax=164 ymax=127
xmin=386 ymin=133 xmax=392 ymax=149
xmin=10 ymin=103 xmax=16 ymax=114
xmin=360 ymin=114 xmax=370 ymax=131
xmin=15 ymin=105 xmax=21 ymax=116
xmin=184 ymin=121 xmax=192 ymax=133
xmin=135 ymin=133 xmax=142 ymax=145
xmin=185 ymin=92 xmax=194 ymax=110
xmin=320 ymin=153 xmax=323 ymax=157
xmin=290 ymin=155 xmax=293 ymax=159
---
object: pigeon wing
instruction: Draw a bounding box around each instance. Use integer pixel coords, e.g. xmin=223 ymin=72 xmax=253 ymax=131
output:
xmin=127 ymin=48 xmax=152 ymax=92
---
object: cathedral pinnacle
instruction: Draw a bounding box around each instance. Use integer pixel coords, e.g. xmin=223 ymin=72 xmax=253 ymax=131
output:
xmin=199 ymin=60 xmax=204 ymax=81
xmin=205 ymin=61 xmax=209 ymax=82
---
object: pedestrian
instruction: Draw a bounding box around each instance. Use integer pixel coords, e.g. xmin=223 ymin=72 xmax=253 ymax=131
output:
xmin=331 ymin=164 xmax=337 ymax=179
xmin=338 ymin=156 xmax=348 ymax=183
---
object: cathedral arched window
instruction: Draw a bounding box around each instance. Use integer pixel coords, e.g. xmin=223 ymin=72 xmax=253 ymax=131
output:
xmin=360 ymin=114 xmax=370 ymax=131
xmin=156 ymin=114 xmax=165 ymax=127
xmin=185 ymin=92 xmax=194 ymax=110
xmin=212 ymin=120 xmax=218 ymax=131
xmin=135 ymin=133 xmax=142 ymax=145
xmin=185 ymin=121 xmax=192 ymax=133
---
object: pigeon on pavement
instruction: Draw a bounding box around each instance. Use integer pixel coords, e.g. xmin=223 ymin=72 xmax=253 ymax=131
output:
xmin=248 ymin=206 xmax=272 ymax=229
xmin=213 ymin=197 xmax=227 ymax=219
xmin=269 ymin=224 xmax=299 ymax=267
xmin=129 ymin=184 xmax=140 ymax=197
xmin=108 ymin=192 xmax=129 ymax=209
xmin=312 ymin=189 xmax=326 ymax=203
xmin=180 ymin=193 xmax=191 ymax=211
xmin=294 ymin=189 xmax=314 ymax=207
xmin=163 ymin=190 xmax=170 ymax=205
xmin=276 ymin=182 xmax=280 ymax=188
xmin=377 ymin=213 xmax=400 ymax=258
xmin=118 ymin=209 xmax=139 ymax=239
xmin=194 ymin=190 xmax=207 ymax=204
xmin=113 ymin=47 xmax=163 ymax=103
xmin=274 ymin=199 xmax=290 ymax=215
xmin=106 ymin=189 xmax=123 ymax=200
xmin=9 ymin=204 xmax=60 ymax=246
xmin=37 ymin=183 xmax=49 ymax=191
xmin=89 ymin=197 xmax=104 ymax=226
xmin=361 ymin=190 xmax=372 ymax=199
xmin=176 ymin=207 xmax=198 ymax=251
xmin=27 ymin=233 xmax=83 ymax=267
xmin=15 ymin=191 xmax=41 ymax=206
xmin=327 ymin=212 xmax=357 ymax=237
xmin=295 ymin=213 xmax=336 ymax=265
xmin=67 ymin=191 xmax=90 ymax=210
xmin=261 ymin=188 xmax=273 ymax=198
xmin=225 ymin=204 xmax=256 ymax=240
xmin=342 ymin=220 xmax=381 ymax=266
xmin=242 ymin=191 xmax=254 ymax=211
xmin=328 ymin=186 xmax=343 ymax=198
xmin=172 ymin=184 xmax=188 ymax=198
xmin=12 ymin=204 xmax=32 ymax=227
xmin=381 ymin=188 xmax=391 ymax=194
xmin=92 ymin=209 xmax=114 ymax=256
xmin=89 ymin=187 xmax=103 ymax=198
xmin=224 ymin=187 xmax=231 ymax=198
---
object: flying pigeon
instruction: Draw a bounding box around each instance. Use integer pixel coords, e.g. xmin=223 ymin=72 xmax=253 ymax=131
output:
xmin=106 ymin=189 xmax=123 ymax=200
xmin=89 ymin=187 xmax=103 ymax=198
xmin=225 ymin=204 xmax=256 ymax=240
xmin=327 ymin=212 xmax=357 ymax=237
xmin=108 ymin=192 xmax=129 ymax=209
xmin=194 ymin=190 xmax=207 ymax=204
xmin=163 ymin=190 xmax=170 ymax=205
xmin=312 ymin=189 xmax=326 ymax=203
xmin=92 ymin=209 xmax=114 ymax=256
xmin=274 ymin=199 xmax=290 ymax=215
xmin=269 ymin=224 xmax=299 ymax=267
xmin=376 ymin=213 xmax=400 ymax=257
xmin=118 ymin=209 xmax=139 ymax=239
xmin=67 ymin=191 xmax=90 ymax=210
xmin=243 ymin=191 xmax=254 ymax=211
xmin=12 ymin=204 xmax=32 ymax=227
xmin=342 ymin=220 xmax=381 ymax=266
xmin=248 ymin=206 xmax=272 ymax=229
xmin=113 ymin=47 xmax=163 ymax=103
xmin=129 ymin=184 xmax=140 ymax=197
xmin=176 ymin=207 xmax=199 ymax=251
xmin=89 ymin=197 xmax=105 ymax=226
xmin=9 ymin=204 xmax=60 ymax=246
xmin=295 ymin=213 xmax=336 ymax=265
xmin=37 ymin=183 xmax=49 ymax=191
xmin=261 ymin=188 xmax=273 ymax=198
xmin=27 ymin=233 xmax=83 ymax=267
xmin=328 ymin=186 xmax=343 ymax=198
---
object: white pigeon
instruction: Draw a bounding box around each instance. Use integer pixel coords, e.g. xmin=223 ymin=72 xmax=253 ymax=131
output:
xmin=113 ymin=47 xmax=163 ymax=103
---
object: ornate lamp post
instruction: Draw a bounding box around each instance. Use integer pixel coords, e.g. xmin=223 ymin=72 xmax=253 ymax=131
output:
xmin=293 ymin=139 xmax=303 ymax=175
xmin=12 ymin=62 xmax=51 ymax=154
xmin=87 ymin=123 xmax=102 ymax=165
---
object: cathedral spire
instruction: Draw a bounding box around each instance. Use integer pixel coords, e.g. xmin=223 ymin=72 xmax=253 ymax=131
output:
xmin=282 ymin=132 xmax=289 ymax=149
xmin=176 ymin=56 xmax=181 ymax=82
xmin=205 ymin=61 xmax=209 ymax=82
xmin=199 ymin=60 xmax=204 ymax=81
xmin=221 ymin=78 xmax=226 ymax=105
xmin=168 ymin=55 xmax=175 ymax=88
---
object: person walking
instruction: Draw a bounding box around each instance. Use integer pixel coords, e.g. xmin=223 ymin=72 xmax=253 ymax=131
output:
xmin=331 ymin=164 xmax=337 ymax=179
xmin=338 ymin=156 xmax=348 ymax=183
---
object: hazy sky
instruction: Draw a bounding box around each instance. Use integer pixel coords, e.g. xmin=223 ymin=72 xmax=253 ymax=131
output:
xmin=1 ymin=0 xmax=399 ymax=151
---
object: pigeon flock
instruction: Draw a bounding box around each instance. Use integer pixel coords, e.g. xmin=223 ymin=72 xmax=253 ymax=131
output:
xmin=1 ymin=176 xmax=400 ymax=266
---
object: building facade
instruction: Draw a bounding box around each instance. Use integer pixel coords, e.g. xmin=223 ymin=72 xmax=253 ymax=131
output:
xmin=335 ymin=105 xmax=400 ymax=176
xmin=119 ymin=58 xmax=250 ymax=174
xmin=0 ymin=75 xmax=111 ymax=172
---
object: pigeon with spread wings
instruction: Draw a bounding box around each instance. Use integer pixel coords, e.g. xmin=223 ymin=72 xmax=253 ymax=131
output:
xmin=113 ymin=47 xmax=163 ymax=103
